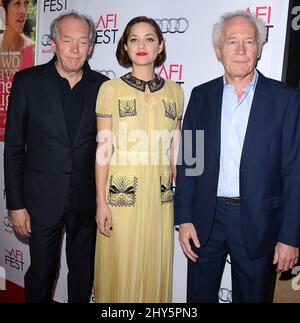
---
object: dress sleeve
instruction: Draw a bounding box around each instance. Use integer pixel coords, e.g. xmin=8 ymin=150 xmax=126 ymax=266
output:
xmin=95 ymin=80 xmax=113 ymax=118
xmin=177 ymin=85 xmax=184 ymax=121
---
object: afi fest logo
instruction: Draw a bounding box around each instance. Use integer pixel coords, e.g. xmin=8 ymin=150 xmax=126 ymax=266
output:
xmin=155 ymin=18 xmax=189 ymax=34
xmin=5 ymin=248 xmax=24 ymax=272
xmin=43 ymin=0 xmax=68 ymax=12
xmin=245 ymin=6 xmax=273 ymax=42
xmin=292 ymin=6 xmax=300 ymax=31
xmin=95 ymin=13 xmax=118 ymax=44
xmin=0 ymin=266 xmax=6 ymax=290
xmin=157 ymin=64 xmax=184 ymax=86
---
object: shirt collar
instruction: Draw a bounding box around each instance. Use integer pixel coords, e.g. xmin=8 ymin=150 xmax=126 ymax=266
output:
xmin=51 ymin=56 xmax=88 ymax=82
xmin=223 ymin=69 xmax=258 ymax=93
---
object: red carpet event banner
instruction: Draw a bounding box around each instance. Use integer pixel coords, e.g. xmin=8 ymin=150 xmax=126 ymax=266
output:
xmin=0 ymin=0 xmax=290 ymax=303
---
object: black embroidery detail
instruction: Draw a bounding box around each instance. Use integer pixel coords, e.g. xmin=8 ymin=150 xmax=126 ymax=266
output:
xmin=163 ymin=100 xmax=177 ymax=120
xmin=121 ymin=73 xmax=165 ymax=93
xmin=96 ymin=113 xmax=112 ymax=118
xmin=118 ymin=99 xmax=137 ymax=117
xmin=160 ymin=175 xmax=173 ymax=204
xmin=107 ymin=175 xmax=137 ymax=207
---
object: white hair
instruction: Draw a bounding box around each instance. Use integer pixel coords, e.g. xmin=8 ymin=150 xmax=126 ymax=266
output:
xmin=212 ymin=10 xmax=267 ymax=52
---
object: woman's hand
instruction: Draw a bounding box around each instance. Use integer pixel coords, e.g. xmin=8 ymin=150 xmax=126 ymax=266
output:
xmin=96 ymin=202 xmax=113 ymax=237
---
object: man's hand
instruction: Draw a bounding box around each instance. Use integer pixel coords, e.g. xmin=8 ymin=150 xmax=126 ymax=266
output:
xmin=10 ymin=209 xmax=31 ymax=237
xmin=179 ymin=223 xmax=201 ymax=262
xmin=273 ymin=242 xmax=299 ymax=272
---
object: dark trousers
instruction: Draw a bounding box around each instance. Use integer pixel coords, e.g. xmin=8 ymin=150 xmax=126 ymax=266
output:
xmin=24 ymin=187 xmax=96 ymax=303
xmin=187 ymin=198 xmax=276 ymax=303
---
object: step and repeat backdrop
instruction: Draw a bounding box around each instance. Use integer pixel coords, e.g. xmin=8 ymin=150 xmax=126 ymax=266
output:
xmin=0 ymin=0 xmax=290 ymax=302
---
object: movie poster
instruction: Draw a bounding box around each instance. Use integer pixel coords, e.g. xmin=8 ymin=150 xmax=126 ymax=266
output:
xmin=0 ymin=0 xmax=36 ymax=141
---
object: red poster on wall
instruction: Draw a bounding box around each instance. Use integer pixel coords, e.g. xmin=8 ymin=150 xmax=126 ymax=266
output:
xmin=0 ymin=0 xmax=36 ymax=141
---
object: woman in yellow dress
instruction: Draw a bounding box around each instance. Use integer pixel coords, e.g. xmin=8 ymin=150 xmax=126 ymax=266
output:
xmin=94 ymin=16 xmax=183 ymax=302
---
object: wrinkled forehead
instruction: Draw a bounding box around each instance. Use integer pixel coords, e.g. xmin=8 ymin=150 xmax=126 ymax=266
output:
xmin=58 ymin=16 xmax=89 ymax=35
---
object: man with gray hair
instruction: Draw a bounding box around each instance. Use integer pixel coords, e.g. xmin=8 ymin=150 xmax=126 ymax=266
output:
xmin=4 ymin=11 xmax=108 ymax=302
xmin=175 ymin=10 xmax=300 ymax=302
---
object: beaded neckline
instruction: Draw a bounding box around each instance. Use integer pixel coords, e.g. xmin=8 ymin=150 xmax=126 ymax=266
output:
xmin=120 ymin=73 xmax=165 ymax=93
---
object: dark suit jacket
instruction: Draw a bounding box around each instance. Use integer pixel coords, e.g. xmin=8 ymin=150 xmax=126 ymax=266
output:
xmin=174 ymin=71 xmax=300 ymax=259
xmin=4 ymin=58 xmax=108 ymax=227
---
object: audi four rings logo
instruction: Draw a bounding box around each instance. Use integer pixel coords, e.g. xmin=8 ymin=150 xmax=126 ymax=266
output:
xmin=98 ymin=70 xmax=116 ymax=79
xmin=155 ymin=18 xmax=189 ymax=33
xmin=218 ymin=288 xmax=232 ymax=303
xmin=41 ymin=34 xmax=51 ymax=47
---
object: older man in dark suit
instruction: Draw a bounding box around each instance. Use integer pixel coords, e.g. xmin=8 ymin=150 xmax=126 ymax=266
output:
xmin=4 ymin=11 xmax=108 ymax=302
xmin=174 ymin=10 xmax=300 ymax=302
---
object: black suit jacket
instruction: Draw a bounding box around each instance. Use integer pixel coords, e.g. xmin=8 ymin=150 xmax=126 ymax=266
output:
xmin=4 ymin=58 xmax=108 ymax=227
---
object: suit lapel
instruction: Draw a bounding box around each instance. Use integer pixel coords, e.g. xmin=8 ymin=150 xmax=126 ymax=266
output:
xmin=211 ymin=78 xmax=223 ymax=161
xmin=240 ymin=73 xmax=269 ymax=163
xmin=39 ymin=60 xmax=71 ymax=144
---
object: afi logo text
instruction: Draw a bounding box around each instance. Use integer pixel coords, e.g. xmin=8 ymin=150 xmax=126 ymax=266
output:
xmin=95 ymin=13 xmax=118 ymax=45
xmin=157 ymin=64 xmax=184 ymax=86
xmin=5 ymin=249 xmax=24 ymax=271
xmin=246 ymin=6 xmax=273 ymax=42
xmin=43 ymin=0 xmax=67 ymax=12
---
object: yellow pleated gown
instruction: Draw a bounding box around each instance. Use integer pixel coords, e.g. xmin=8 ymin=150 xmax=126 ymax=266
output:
xmin=94 ymin=73 xmax=183 ymax=302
